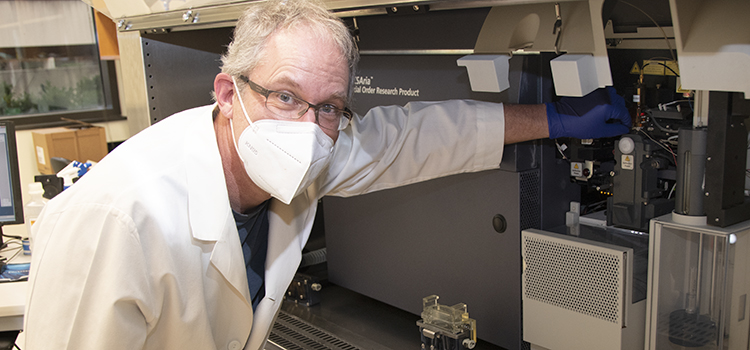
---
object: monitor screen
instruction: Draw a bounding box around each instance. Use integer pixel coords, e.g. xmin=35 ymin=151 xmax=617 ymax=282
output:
xmin=0 ymin=122 xmax=24 ymax=248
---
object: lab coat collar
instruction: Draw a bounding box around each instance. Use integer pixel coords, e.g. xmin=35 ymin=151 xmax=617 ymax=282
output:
xmin=246 ymin=189 xmax=317 ymax=349
xmin=185 ymin=105 xmax=232 ymax=242
xmin=184 ymin=106 xmax=252 ymax=305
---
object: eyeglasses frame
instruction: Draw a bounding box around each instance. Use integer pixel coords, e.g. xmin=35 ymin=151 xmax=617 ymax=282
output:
xmin=237 ymin=75 xmax=352 ymax=131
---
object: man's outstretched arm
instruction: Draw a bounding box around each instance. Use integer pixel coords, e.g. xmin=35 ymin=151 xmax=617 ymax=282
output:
xmin=502 ymin=87 xmax=632 ymax=144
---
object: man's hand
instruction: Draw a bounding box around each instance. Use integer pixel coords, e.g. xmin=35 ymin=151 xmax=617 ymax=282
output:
xmin=546 ymin=87 xmax=631 ymax=139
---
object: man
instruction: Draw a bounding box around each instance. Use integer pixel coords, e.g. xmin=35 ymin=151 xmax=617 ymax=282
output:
xmin=24 ymin=0 xmax=630 ymax=349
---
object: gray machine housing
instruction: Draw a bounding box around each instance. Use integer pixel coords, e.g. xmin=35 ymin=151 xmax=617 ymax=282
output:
xmin=607 ymin=134 xmax=674 ymax=231
xmin=322 ymin=23 xmax=578 ymax=348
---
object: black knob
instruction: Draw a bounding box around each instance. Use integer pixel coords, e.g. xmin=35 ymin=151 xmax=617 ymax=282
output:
xmin=492 ymin=214 xmax=507 ymax=233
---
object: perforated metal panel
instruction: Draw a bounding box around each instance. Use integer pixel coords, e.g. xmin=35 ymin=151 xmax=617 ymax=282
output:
xmin=269 ymin=311 xmax=362 ymax=350
xmin=522 ymin=230 xmax=627 ymax=325
xmin=141 ymin=29 xmax=229 ymax=125
xmin=519 ymin=170 xmax=540 ymax=230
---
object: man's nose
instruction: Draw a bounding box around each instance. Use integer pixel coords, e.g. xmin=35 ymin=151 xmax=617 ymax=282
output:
xmin=299 ymin=106 xmax=317 ymax=123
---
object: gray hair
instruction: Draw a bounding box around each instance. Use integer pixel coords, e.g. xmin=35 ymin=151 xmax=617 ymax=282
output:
xmin=221 ymin=0 xmax=359 ymax=103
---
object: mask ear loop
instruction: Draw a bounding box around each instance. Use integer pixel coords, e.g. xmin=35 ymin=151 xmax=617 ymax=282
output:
xmin=232 ymin=76 xmax=255 ymax=127
xmin=229 ymin=76 xmax=253 ymax=159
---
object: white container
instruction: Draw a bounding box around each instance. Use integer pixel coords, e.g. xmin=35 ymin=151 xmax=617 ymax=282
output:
xmin=24 ymin=182 xmax=48 ymax=253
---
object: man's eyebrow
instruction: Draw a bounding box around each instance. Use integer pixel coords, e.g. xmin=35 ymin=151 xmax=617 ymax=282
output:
xmin=273 ymin=76 xmax=302 ymax=92
xmin=326 ymin=91 xmax=348 ymax=106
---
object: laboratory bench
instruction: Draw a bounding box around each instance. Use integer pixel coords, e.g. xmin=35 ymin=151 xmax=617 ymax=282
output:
xmin=0 ymin=242 xmax=30 ymax=350
xmin=0 ymin=244 xmax=29 ymax=332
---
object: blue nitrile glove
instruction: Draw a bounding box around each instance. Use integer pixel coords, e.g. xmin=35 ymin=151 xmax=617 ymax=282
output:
xmin=545 ymin=86 xmax=631 ymax=139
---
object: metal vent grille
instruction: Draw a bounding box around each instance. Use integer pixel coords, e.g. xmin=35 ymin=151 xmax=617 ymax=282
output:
xmin=523 ymin=234 xmax=623 ymax=324
xmin=268 ymin=311 xmax=362 ymax=350
xmin=519 ymin=170 xmax=540 ymax=230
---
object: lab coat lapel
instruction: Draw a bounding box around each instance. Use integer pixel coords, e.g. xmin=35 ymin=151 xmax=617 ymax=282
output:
xmin=246 ymin=190 xmax=317 ymax=349
xmin=184 ymin=109 xmax=252 ymax=303
xmin=264 ymin=195 xmax=311 ymax=299
xmin=185 ymin=106 xmax=228 ymax=242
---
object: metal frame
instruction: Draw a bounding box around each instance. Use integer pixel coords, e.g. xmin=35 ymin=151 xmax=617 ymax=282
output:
xmin=704 ymin=91 xmax=750 ymax=227
xmin=112 ymin=0 xmax=583 ymax=33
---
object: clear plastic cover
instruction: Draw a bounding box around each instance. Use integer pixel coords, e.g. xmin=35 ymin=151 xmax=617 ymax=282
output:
xmin=421 ymin=295 xmax=476 ymax=340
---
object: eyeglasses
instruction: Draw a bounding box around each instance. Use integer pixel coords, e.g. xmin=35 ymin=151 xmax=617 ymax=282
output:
xmin=238 ymin=75 xmax=352 ymax=131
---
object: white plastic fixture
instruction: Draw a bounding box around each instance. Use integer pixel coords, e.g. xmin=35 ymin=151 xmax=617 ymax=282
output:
xmin=456 ymin=55 xmax=511 ymax=93
xmin=550 ymin=54 xmax=601 ymax=97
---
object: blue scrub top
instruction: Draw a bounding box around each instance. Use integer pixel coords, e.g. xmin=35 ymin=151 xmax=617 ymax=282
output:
xmin=232 ymin=200 xmax=270 ymax=311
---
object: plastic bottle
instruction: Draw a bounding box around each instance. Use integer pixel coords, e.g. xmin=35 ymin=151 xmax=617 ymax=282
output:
xmin=24 ymin=182 xmax=48 ymax=254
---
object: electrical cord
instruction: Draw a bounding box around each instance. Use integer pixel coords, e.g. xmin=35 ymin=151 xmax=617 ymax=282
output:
xmin=619 ymin=1 xmax=676 ymax=61
xmin=1 ymin=240 xmax=23 ymax=263
xmin=554 ymin=140 xmax=569 ymax=161
xmin=583 ymin=199 xmax=608 ymax=215
xmin=639 ymin=61 xmax=680 ymax=90
xmin=645 ymin=61 xmax=680 ymax=77
xmin=658 ymin=100 xmax=692 ymax=109
xmin=0 ymin=239 xmax=22 ymax=250
xmin=647 ymin=56 xmax=674 ymax=62
xmin=635 ymin=60 xmax=684 ymax=125
xmin=1 ymin=233 xmax=23 ymax=248
xmin=638 ymin=129 xmax=677 ymax=165
xmin=646 ymin=111 xmax=681 ymax=134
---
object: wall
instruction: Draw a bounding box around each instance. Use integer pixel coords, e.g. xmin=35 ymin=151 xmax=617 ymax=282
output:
xmin=3 ymin=119 xmax=130 ymax=238
xmin=0 ymin=0 xmax=95 ymax=48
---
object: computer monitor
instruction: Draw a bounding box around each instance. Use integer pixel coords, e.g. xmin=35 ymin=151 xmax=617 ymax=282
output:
xmin=0 ymin=121 xmax=24 ymax=249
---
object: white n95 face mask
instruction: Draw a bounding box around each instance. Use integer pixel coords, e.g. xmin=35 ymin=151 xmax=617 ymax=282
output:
xmin=230 ymin=77 xmax=334 ymax=204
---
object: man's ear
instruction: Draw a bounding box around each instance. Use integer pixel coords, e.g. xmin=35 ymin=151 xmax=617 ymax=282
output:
xmin=214 ymin=73 xmax=235 ymax=119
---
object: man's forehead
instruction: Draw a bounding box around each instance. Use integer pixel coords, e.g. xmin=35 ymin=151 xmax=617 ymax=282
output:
xmin=251 ymin=30 xmax=349 ymax=100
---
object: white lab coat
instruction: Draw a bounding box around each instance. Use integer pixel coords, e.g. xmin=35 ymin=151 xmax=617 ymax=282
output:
xmin=24 ymin=99 xmax=506 ymax=350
